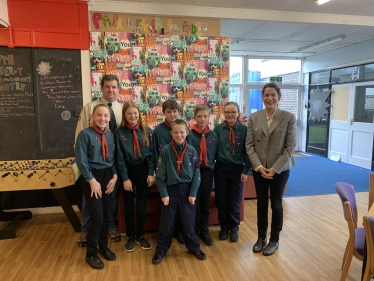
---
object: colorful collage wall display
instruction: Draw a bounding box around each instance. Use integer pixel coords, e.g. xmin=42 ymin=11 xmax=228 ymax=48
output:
xmin=90 ymin=32 xmax=230 ymax=129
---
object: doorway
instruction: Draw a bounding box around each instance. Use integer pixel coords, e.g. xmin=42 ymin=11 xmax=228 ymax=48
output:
xmin=329 ymin=82 xmax=374 ymax=169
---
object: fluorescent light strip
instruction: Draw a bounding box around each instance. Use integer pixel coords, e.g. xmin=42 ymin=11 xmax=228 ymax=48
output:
xmin=297 ymin=35 xmax=346 ymax=53
xmin=316 ymin=0 xmax=330 ymax=5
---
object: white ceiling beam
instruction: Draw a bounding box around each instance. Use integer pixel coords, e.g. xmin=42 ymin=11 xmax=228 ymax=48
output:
xmin=89 ymin=1 xmax=374 ymax=26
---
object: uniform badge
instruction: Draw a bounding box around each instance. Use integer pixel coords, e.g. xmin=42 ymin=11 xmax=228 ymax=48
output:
xmin=158 ymin=157 xmax=162 ymax=164
xmin=121 ymin=134 xmax=127 ymax=141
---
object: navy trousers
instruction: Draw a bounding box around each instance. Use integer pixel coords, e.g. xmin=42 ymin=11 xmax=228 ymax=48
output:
xmin=156 ymin=183 xmax=200 ymax=256
xmin=253 ymin=169 xmax=290 ymax=243
xmin=195 ymin=168 xmax=214 ymax=234
xmin=81 ymin=168 xmax=112 ymax=258
xmin=214 ymin=162 xmax=244 ymax=233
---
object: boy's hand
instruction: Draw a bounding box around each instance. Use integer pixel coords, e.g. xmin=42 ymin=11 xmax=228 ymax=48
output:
xmin=240 ymin=174 xmax=248 ymax=182
xmin=147 ymin=175 xmax=155 ymax=187
xmin=162 ymin=196 xmax=169 ymax=206
xmin=189 ymin=197 xmax=196 ymax=204
xmin=123 ymin=179 xmax=133 ymax=191
xmin=105 ymin=176 xmax=117 ymax=194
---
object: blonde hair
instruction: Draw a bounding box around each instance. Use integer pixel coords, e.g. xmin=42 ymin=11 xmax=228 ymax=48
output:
xmin=193 ymin=104 xmax=210 ymax=116
xmin=120 ymin=101 xmax=150 ymax=147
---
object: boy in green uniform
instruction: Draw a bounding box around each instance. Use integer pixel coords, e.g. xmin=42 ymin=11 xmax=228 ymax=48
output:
xmin=187 ymin=104 xmax=218 ymax=246
xmin=153 ymin=99 xmax=185 ymax=244
xmin=152 ymin=120 xmax=206 ymax=265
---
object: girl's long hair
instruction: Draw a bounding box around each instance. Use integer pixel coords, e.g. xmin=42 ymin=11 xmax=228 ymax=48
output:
xmin=120 ymin=101 xmax=149 ymax=147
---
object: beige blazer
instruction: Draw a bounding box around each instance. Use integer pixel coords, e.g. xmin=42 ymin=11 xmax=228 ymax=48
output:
xmin=245 ymin=109 xmax=296 ymax=173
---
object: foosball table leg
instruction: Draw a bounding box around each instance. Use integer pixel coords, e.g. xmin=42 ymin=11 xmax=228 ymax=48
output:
xmin=0 ymin=192 xmax=32 ymax=240
xmin=52 ymin=189 xmax=81 ymax=232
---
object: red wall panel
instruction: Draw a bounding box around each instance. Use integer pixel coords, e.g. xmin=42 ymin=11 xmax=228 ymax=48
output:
xmin=0 ymin=0 xmax=88 ymax=49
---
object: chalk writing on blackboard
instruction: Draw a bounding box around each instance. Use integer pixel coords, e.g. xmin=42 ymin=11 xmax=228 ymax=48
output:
xmin=39 ymin=74 xmax=82 ymax=110
xmin=0 ymin=54 xmax=34 ymax=118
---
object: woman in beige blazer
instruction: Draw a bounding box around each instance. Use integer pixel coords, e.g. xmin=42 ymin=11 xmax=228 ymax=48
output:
xmin=245 ymin=83 xmax=296 ymax=256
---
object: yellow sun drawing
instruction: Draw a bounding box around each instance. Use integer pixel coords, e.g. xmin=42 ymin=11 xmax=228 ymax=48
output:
xmin=36 ymin=61 xmax=52 ymax=76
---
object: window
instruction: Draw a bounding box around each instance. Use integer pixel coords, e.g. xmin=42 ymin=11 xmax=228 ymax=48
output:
xmin=229 ymin=57 xmax=243 ymax=84
xmin=248 ymin=59 xmax=301 ymax=84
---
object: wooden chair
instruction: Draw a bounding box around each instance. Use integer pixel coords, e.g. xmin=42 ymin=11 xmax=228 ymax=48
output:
xmin=363 ymin=215 xmax=374 ymax=281
xmin=335 ymin=182 xmax=365 ymax=281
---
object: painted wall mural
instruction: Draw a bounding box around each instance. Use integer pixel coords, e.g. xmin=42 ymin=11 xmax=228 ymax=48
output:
xmin=90 ymin=32 xmax=230 ymax=128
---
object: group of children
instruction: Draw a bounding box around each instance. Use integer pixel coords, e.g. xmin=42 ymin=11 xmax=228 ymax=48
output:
xmin=75 ymin=99 xmax=251 ymax=269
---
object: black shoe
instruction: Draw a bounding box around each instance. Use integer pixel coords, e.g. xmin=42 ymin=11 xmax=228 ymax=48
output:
xmin=136 ymin=236 xmax=152 ymax=250
xmin=85 ymin=255 xmax=104 ymax=269
xmin=199 ymin=232 xmax=213 ymax=246
xmin=188 ymin=250 xmax=207 ymax=260
xmin=125 ymin=237 xmax=135 ymax=252
xmin=219 ymin=230 xmax=228 ymax=240
xmin=253 ymin=238 xmax=267 ymax=253
xmin=263 ymin=241 xmax=279 ymax=256
xmin=152 ymin=253 xmax=163 ymax=265
xmin=77 ymin=233 xmax=87 ymax=247
xmin=99 ymin=248 xmax=116 ymax=261
xmin=176 ymin=232 xmax=185 ymax=244
xmin=230 ymin=232 xmax=239 ymax=242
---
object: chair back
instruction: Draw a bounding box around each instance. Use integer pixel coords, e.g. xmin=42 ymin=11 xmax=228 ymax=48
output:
xmin=363 ymin=216 xmax=374 ymax=279
xmin=335 ymin=182 xmax=357 ymax=226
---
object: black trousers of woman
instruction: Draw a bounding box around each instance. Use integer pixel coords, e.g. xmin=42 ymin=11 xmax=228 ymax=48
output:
xmin=122 ymin=161 xmax=148 ymax=238
xmin=253 ymin=169 xmax=290 ymax=243
xmin=81 ymin=168 xmax=112 ymax=258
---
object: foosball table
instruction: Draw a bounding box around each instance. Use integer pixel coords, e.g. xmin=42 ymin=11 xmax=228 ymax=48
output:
xmin=0 ymin=158 xmax=81 ymax=239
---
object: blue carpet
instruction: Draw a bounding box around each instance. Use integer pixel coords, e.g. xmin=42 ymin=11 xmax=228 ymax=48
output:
xmin=284 ymin=154 xmax=372 ymax=197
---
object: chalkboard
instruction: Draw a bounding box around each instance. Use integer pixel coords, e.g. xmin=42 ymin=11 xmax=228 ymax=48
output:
xmin=34 ymin=48 xmax=83 ymax=159
xmin=0 ymin=48 xmax=39 ymax=160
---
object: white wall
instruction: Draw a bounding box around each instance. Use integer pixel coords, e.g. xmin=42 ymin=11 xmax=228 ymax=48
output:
xmin=303 ymin=39 xmax=374 ymax=73
xmin=0 ymin=0 xmax=9 ymax=26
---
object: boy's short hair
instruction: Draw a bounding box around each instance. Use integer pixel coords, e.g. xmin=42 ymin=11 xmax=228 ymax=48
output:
xmin=193 ymin=104 xmax=210 ymax=115
xmin=171 ymin=119 xmax=189 ymax=131
xmin=162 ymin=99 xmax=180 ymax=113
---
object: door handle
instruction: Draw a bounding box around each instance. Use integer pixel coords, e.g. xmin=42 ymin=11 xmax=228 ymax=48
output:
xmin=350 ymin=118 xmax=354 ymax=125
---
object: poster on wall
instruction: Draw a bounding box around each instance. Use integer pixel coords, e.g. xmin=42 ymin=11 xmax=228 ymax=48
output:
xmin=90 ymin=32 xmax=230 ymax=128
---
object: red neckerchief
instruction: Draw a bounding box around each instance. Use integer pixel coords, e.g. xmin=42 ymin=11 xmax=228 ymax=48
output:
xmin=224 ymin=121 xmax=236 ymax=155
xmin=171 ymin=141 xmax=188 ymax=176
xmin=192 ymin=124 xmax=210 ymax=167
xmin=125 ymin=122 xmax=142 ymax=160
xmin=163 ymin=120 xmax=171 ymax=129
xmin=90 ymin=124 xmax=109 ymax=161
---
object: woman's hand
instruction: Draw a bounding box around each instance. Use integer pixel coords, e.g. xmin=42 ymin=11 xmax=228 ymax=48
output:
xmin=259 ymin=167 xmax=275 ymax=179
xmin=105 ymin=175 xmax=117 ymax=194
xmin=189 ymin=197 xmax=196 ymax=204
xmin=123 ymin=179 xmax=133 ymax=191
xmin=147 ymin=175 xmax=155 ymax=187
xmin=89 ymin=179 xmax=102 ymax=199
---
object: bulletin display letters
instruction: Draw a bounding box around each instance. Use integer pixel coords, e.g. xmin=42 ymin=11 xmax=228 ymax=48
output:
xmin=90 ymin=32 xmax=230 ymax=128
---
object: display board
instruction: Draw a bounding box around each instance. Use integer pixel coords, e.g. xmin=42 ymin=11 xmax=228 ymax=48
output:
xmin=0 ymin=47 xmax=39 ymax=160
xmin=90 ymin=32 xmax=230 ymax=128
xmin=0 ymin=47 xmax=82 ymax=161
xmin=34 ymin=48 xmax=82 ymax=158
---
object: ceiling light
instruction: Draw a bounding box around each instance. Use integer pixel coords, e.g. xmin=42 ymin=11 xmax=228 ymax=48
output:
xmin=297 ymin=35 xmax=346 ymax=53
xmin=315 ymin=0 xmax=330 ymax=5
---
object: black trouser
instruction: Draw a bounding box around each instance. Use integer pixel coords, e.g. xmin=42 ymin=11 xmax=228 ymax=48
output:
xmin=253 ymin=169 xmax=290 ymax=243
xmin=195 ymin=168 xmax=214 ymax=234
xmin=214 ymin=162 xmax=244 ymax=233
xmin=122 ymin=161 xmax=148 ymax=238
xmin=156 ymin=183 xmax=200 ymax=256
xmin=81 ymin=168 xmax=112 ymax=258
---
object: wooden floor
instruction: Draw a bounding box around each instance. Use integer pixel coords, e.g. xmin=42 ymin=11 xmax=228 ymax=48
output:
xmin=0 ymin=192 xmax=368 ymax=281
